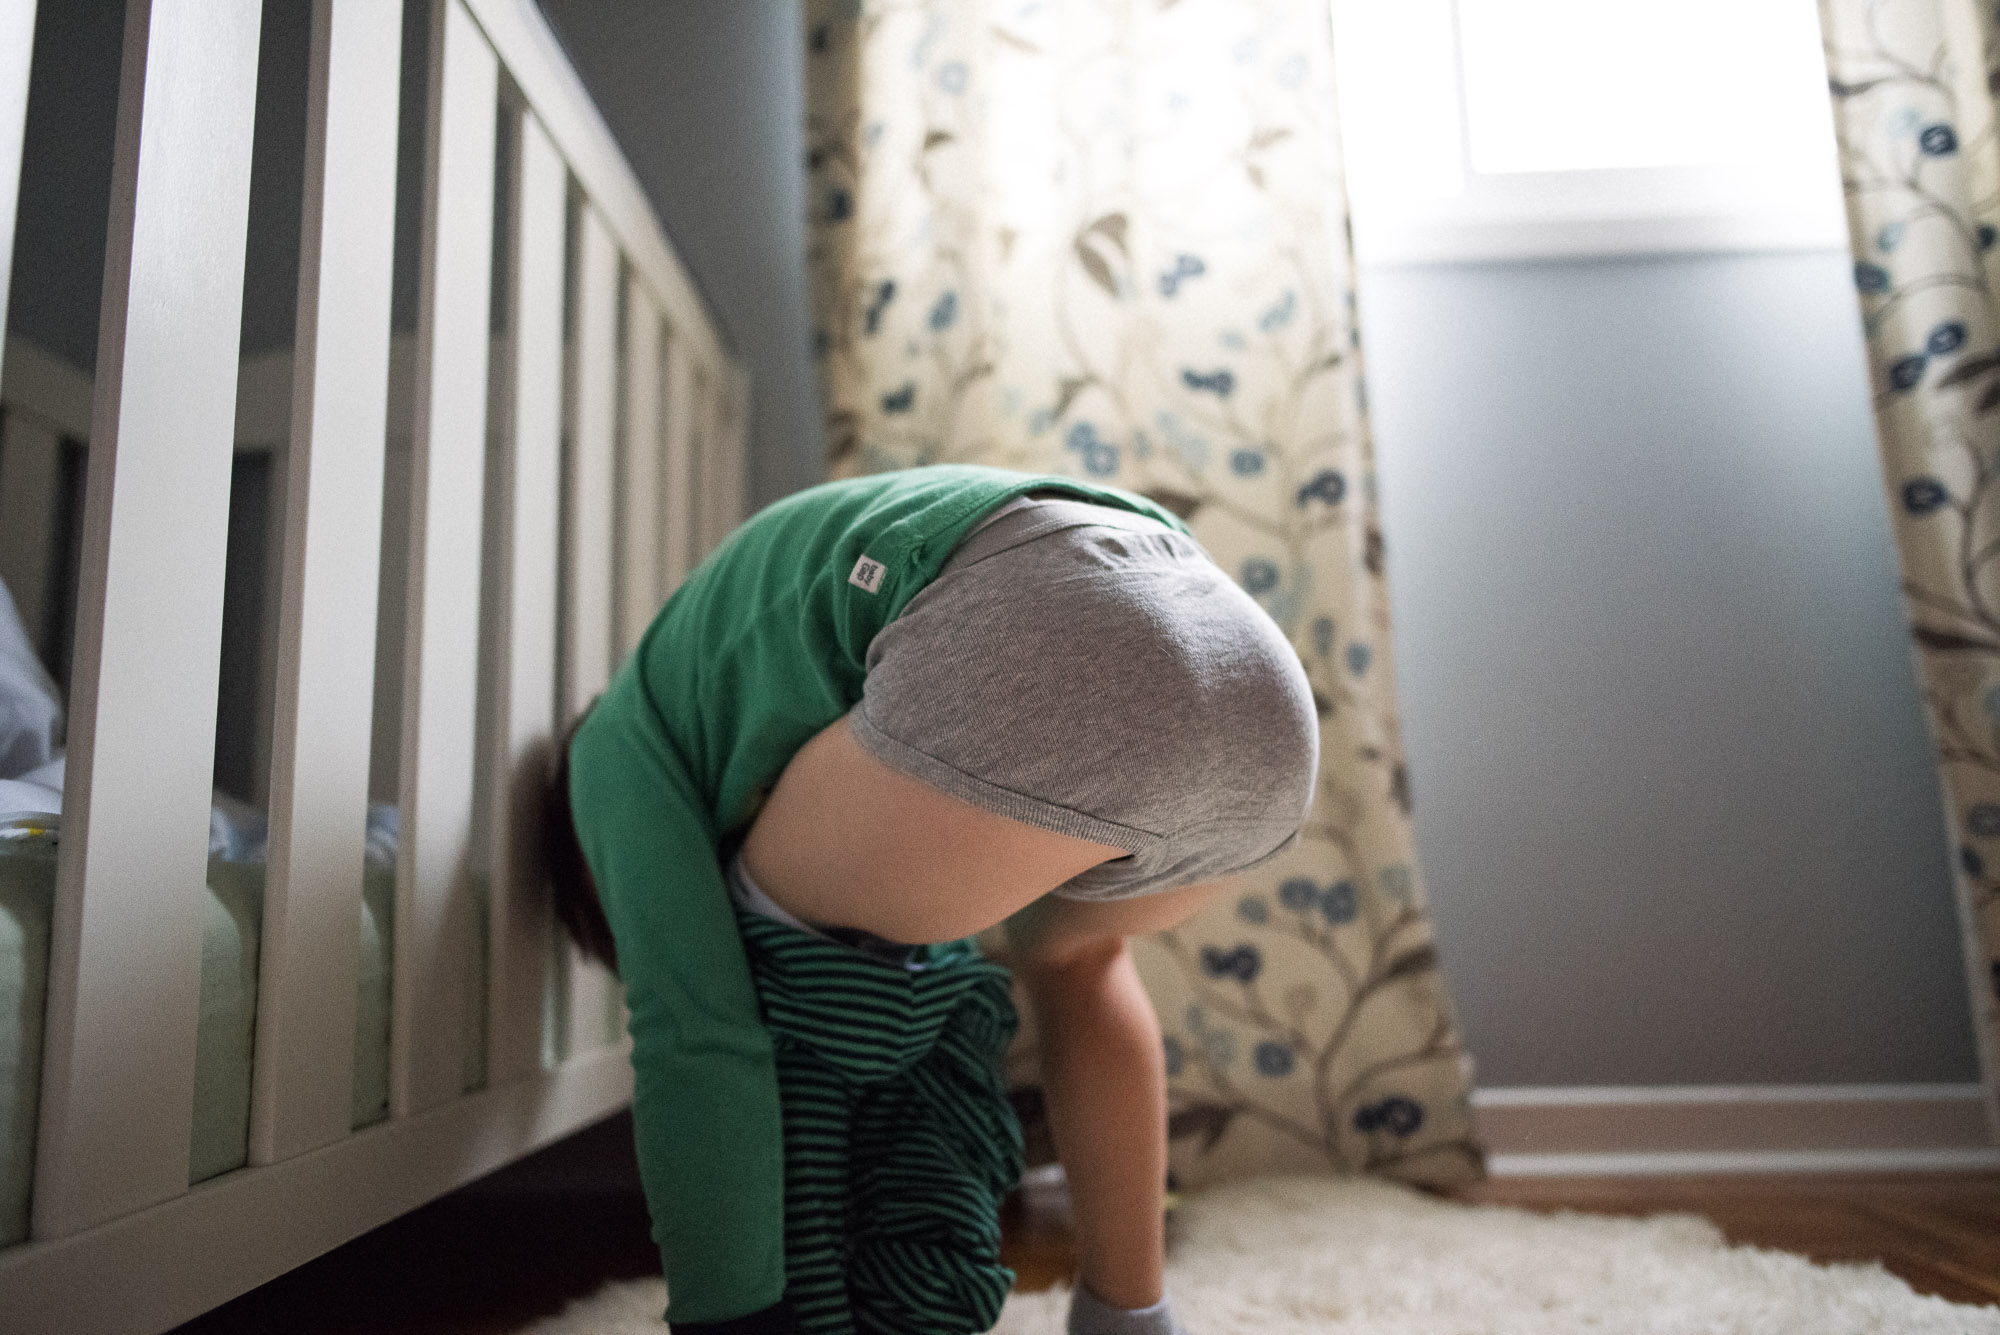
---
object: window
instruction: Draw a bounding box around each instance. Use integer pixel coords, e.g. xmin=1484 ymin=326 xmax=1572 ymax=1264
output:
xmin=1329 ymin=0 xmax=1847 ymax=265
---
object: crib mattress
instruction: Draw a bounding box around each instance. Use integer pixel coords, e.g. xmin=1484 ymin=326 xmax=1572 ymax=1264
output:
xmin=0 ymin=822 xmax=488 ymax=1248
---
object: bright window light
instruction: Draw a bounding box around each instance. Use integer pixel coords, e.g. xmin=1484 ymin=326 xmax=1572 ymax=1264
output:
xmin=1328 ymin=0 xmax=1845 ymax=261
xmin=1329 ymin=0 xmax=1465 ymax=208
xmin=1454 ymin=0 xmax=1836 ymax=174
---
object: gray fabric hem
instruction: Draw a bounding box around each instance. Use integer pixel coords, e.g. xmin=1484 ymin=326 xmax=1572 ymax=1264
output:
xmin=847 ymin=704 xmax=1163 ymax=858
xmin=1049 ymin=829 xmax=1302 ymax=903
xmin=940 ymin=508 xmax=1186 ymax=578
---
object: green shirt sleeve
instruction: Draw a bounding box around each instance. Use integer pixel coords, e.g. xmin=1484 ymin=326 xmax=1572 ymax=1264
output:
xmin=568 ymin=681 xmax=787 ymax=1323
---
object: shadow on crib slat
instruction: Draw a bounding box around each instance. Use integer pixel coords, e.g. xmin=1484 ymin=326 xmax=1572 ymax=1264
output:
xmin=168 ymin=1114 xmax=657 ymax=1335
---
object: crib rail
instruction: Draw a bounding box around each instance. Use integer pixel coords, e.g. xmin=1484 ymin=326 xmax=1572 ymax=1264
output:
xmin=0 ymin=0 xmax=745 ymax=1326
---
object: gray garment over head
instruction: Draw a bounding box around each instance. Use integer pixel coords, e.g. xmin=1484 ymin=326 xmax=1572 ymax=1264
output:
xmin=849 ymin=496 xmax=1319 ymax=902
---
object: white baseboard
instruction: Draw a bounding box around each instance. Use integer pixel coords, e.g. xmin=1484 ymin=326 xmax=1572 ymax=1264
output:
xmin=1474 ymin=1083 xmax=2000 ymax=1176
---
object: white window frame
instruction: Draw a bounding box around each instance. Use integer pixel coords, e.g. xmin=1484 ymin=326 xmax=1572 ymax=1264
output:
xmin=1333 ymin=0 xmax=1850 ymax=267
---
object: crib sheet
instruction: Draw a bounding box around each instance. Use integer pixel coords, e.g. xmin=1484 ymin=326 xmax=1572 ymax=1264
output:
xmin=0 ymin=816 xmax=488 ymax=1248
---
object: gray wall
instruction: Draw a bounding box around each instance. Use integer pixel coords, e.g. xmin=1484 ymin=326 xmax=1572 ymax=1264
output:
xmin=1361 ymin=250 xmax=1978 ymax=1085
xmin=535 ymin=0 xmax=820 ymax=510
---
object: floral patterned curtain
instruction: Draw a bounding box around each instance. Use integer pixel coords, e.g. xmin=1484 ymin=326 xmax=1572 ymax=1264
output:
xmin=803 ymin=0 xmax=1481 ymax=1188
xmin=1820 ymin=0 xmax=2000 ymax=1129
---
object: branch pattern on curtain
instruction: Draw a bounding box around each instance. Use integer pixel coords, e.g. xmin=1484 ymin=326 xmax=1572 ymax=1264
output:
xmin=804 ymin=0 xmax=1481 ymax=1187
xmin=1821 ymin=0 xmax=2000 ymax=1124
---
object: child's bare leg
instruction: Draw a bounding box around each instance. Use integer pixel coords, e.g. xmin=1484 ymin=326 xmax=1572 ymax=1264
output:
xmin=1006 ymin=883 xmax=1221 ymax=1309
xmin=1028 ymin=948 xmax=1165 ymax=1305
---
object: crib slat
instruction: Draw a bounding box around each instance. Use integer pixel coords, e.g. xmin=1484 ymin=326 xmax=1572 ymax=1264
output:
xmin=565 ymin=202 xmax=618 ymax=720
xmin=485 ymin=104 xmax=565 ymax=1088
xmin=250 ymin=0 xmax=403 ymax=1166
xmin=618 ymin=279 xmax=664 ymax=656
xmin=562 ymin=201 xmax=620 ymax=1057
xmin=392 ymin=0 xmax=497 ymax=1117
xmin=31 ymin=0 xmax=262 ymax=1237
xmin=719 ymin=365 xmax=750 ymax=539
xmin=690 ymin=363 xmax=722 ymax=560
xmin=0 ymin=0 xmax=35 ymax=392
xmin=659 ymin=330 xmax=696 ymax=593
xmin=696 ymin=364 xmax=747 ymax=552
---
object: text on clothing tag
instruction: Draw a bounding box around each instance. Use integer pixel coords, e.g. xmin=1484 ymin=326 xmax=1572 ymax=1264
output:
xmin=848 ymin=554 xmax=886 ymax=593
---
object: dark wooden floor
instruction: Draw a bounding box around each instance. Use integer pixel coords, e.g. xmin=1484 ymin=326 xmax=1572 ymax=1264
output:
xmin=172 ymin=1122 xmax=2000 ymax=1333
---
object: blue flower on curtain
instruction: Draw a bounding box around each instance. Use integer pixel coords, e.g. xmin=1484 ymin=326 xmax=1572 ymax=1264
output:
xmin=1064 ymin=421 xmax=1119 ymax=475
xmin=1297 ymin=469 xmax=1347 ymax=508
xmin=863 ymin=279 xmax=896 ymax=336
xmin=1259 ymin=291 xmax=1297 ymax=332
xmin=1902 ymin=477 xmax=1950 ymax=514
xmin=1929 ymin=321 xmax=1967 ymax=355
xmin=1320 ymin=881 xmax=1357 ymax=924
xmin=1158 ymin=252 xmax=1206 ymax=297
xmin=1200 ymin=944 xmax=1264 ymax=983
xmin=1255 ymin=1042 xmax=1296 ymax=1077
xmin=1353 ymin=1096 xmax=1424 ymax=1138
xmin=1181 ymin=367 xmax=1236 ymax=397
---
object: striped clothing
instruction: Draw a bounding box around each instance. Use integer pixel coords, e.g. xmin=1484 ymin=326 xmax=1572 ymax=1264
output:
xmin=736 ymin=906 xmax=1023 ymax=1334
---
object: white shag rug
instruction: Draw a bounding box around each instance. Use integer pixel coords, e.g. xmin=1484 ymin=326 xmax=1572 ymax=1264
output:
xmin=519 ymin=1175 xmax=2000 ymax=1334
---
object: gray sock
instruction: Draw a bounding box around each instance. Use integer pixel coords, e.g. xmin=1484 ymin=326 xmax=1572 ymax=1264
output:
xmin=1067 ymin=1283 xmax=1185 ymax=1335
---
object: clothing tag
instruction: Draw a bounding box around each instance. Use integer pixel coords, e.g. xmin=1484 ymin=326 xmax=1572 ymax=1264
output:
xmin=848 ymin=554 xmax=886 ymax=593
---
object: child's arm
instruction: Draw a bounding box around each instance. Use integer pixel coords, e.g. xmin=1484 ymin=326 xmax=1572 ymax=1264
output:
xmin=570 ymin=692 xmax=792 ymax=1330
xmin=1008 ymin=881 xmax=1226 ymax=1309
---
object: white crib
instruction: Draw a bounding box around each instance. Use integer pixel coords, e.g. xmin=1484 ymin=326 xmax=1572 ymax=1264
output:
xmin=0 ymin=1 xmax=745 ymax=1329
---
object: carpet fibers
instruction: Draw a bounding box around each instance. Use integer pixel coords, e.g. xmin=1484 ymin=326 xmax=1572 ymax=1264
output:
xmin=519 ymin=1175 xmax=2000 ymax=1334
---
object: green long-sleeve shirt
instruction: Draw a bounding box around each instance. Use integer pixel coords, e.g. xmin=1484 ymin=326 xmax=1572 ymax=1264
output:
xmin=567 ymin=465 xmax=1184 ymax=1324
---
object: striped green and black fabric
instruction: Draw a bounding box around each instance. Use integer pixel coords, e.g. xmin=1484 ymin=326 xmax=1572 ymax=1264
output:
xmin=735 ymin=906 xmax=1024 ymax=1335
